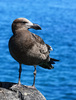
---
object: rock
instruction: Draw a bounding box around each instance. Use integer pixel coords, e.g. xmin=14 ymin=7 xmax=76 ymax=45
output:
xmin=0 ymin=82 xmax=46 ymax=100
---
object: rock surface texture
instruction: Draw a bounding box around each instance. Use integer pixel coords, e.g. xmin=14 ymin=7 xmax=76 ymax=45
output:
xmin=0 ymin=82 xmax=46 ymax=100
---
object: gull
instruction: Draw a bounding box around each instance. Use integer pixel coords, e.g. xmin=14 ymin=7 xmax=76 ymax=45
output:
xmin=9 ymin=18 xmax=59 ymax=88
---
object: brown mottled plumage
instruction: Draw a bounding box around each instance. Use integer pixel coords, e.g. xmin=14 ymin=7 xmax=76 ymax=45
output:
xmin=9 ymin=18 xmax=59 ymax=87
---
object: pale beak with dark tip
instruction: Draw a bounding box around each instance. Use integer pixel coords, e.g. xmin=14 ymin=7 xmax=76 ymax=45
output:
xmin=31 ymin=23 xmax=42 ymax=30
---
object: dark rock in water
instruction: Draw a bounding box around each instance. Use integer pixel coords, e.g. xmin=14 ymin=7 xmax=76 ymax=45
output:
xmin=0 ymin=82 xmax=46 ymax=100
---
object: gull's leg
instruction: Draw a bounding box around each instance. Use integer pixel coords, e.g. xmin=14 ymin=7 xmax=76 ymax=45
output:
xmin=32 ymin=65 xmax=37 ymax=87
xmin=18 ymin=64 xmax=22 ymax=85
xmin=10 ymin=64 xmax=22 ymax=89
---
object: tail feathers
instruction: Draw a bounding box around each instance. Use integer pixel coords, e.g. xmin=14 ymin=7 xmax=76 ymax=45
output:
xmin=39 ymin=58 xmax=59 ymax=69
xmin=39 ymin=63 xmax=54 ymax=69
xmin=50 ymin=58 xmax=59 ymax=61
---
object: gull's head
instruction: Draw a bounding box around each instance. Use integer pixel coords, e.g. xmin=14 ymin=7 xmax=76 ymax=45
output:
xmin=12 ymin=18 xmax=41 ymax=33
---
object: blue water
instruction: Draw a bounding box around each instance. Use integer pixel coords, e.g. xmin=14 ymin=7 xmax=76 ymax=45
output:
xmin=0 ymin=0 xmax=76 ymax=100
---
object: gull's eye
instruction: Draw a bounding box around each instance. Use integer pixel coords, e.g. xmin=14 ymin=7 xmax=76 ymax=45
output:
xmin=22 ymin=21 xmax=27 ymax=24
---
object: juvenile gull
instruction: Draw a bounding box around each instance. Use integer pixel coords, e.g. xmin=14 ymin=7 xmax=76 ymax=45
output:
xmin=9 ymin=18 xmax=59 ymax=88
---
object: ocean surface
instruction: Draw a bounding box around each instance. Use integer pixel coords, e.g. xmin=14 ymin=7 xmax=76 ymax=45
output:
xmin=0 ymin=0 xmax=76 ymax=100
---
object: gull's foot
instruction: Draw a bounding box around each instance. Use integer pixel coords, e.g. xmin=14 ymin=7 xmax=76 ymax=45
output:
xmin=24 ymin=85 xmax=36 ymax=90
xmin=10 ymin=83 xmax=22 ymax=90
xmin=10 ymin=83 xmax=36 ymax=90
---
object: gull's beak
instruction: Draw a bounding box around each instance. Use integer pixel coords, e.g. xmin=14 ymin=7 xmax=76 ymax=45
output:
xmin=31 ymin=23 xmax=42 ymax=30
